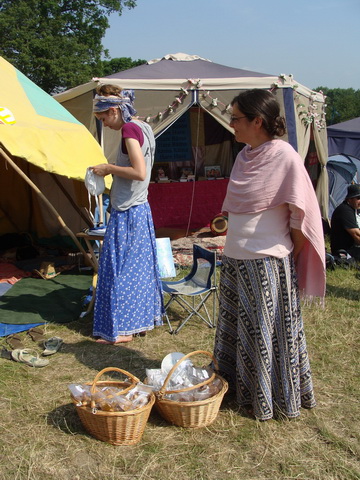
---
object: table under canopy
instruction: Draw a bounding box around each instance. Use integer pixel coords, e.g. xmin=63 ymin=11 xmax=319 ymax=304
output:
xmin=148 ymin=179 xmax=229 ymax=230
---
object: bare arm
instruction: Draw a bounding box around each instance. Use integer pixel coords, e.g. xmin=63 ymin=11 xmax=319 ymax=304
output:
xmin=290 ymin=228 xmax=306 ymax=262
xmin=91 ymin=137 xmax=146 ymax=181
xmin=346 ymin=227 xmax=360 ymax=245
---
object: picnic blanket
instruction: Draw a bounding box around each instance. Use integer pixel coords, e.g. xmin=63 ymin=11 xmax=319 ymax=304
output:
xmin=0 ymin=273 xmax=92 ymax=326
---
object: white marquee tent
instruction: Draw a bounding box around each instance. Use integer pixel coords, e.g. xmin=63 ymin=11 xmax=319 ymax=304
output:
xmin=55 ymin=53 xmax=329 ymax=219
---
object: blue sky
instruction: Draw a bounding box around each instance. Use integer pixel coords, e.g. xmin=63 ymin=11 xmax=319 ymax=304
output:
xmin=103 ymin=0 xmax=360 ymax=90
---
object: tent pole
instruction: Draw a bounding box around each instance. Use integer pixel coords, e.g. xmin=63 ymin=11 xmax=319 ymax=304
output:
xmin=52 ymin=175 xmax=93 ymax=227
xmin=0 ymin=148 xmax=95 ymax=270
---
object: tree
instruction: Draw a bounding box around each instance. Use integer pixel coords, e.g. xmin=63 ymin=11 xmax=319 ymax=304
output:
xmin=102 ymin=57 xmax=146 ymax=76
xmin=0 ymin=0 xmax=136 ymax=93
xmin=314 ymin=87 xmax=360 ymax=125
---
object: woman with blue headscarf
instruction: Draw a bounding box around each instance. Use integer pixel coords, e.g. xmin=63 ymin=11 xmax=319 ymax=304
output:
xmin=91 ymin=84 xmax=164 ymax=344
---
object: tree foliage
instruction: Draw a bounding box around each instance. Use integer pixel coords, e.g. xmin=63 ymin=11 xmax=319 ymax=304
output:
xmin=0 ymin=0 xmax=136 ymax=93
xmin=102 ymin=57 xmax=146 ymax=76
xmin=314 ymin=87 xmax=360 ymax=125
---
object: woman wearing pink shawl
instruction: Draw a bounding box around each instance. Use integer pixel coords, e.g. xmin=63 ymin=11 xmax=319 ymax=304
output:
xmin=213 ymin=89 xmax=325 ymax=421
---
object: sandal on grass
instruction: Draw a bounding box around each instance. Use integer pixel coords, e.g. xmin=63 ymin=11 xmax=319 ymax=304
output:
xmin=28 ymin=327 xmax=46 ymax=342
xmin=11 ymin=349 xmax=49 ymax=367
xmin=1 ymin=347 xmax=12 ymax=360
xmin=42 ymin=337 xmax=63 ymax=356
xmin=6 ymin=334 xmax=24 ymax=349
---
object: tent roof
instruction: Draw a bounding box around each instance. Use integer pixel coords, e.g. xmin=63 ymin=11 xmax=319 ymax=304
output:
xmin=0 ymin=56 xmax=107 ymax=181
xmin=327 ymin=117 xmax=360 ymax=158
xmin=56 ymin=53 xmax=324 ymax=102
xmin=105 ymin=55 xmax=274 ymax=81
xmin=327 ymin=117 xmax=360 ymax=137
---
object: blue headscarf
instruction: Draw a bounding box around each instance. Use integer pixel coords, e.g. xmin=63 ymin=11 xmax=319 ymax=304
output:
xmin=93 ymin=89 xmax=137 ymax=123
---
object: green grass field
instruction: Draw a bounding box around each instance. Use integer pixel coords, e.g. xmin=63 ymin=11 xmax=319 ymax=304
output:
xmin=0 ymin=266 xmax=359 ymax=480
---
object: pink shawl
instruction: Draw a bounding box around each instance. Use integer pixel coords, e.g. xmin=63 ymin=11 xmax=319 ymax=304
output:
xmin=223 ymin=139 xmax=326 ymax=299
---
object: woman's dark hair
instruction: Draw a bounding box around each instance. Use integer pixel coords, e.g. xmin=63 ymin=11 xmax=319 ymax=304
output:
xmin=231 ymin=89 xmax=286 ymax=137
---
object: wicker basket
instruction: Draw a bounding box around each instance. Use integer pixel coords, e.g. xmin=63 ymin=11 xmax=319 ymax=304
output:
xmin=154 ymin=350 xmax=228 ymax=428
xmin=71 ymin=367 xmax=155 ymax=445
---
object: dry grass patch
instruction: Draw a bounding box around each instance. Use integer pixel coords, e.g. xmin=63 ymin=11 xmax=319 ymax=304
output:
xmin=0 ymin=266 xmax=359 ymax=480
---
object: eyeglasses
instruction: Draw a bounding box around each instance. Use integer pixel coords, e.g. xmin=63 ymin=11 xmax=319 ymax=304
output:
xmin=229 ymin=115 xmax=247 ymax=123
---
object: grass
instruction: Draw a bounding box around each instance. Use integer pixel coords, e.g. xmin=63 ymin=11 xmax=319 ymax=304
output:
xmin=0 ymin=265 xmax=359 ymax=480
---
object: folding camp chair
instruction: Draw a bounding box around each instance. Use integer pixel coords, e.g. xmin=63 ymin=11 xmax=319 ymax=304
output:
xmin=161 ymin=244 xmax=218 ymax=334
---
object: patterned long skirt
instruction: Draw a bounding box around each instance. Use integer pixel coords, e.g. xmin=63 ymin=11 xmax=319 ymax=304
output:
xmin=93 ymin=203 xmax=164 ymax=341
xmin=213 ymin=254 xmax=316 ymax=420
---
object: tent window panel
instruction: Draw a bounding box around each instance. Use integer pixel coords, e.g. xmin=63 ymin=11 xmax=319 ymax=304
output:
xmin=155 ymin=111 xmax=192 ymax=163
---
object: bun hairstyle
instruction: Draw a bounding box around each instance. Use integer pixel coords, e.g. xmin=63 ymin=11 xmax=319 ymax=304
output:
xmin=231 ymin=89 xmax=286 ymax=137
xmin=96 ymin=84 xmax=123 ymax=97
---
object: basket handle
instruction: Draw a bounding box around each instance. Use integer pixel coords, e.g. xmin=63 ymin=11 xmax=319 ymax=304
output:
xmin=90 ymin=367 xmax=140 ymax=398
xmin=158 ymin=350 xmax=218 ymax=398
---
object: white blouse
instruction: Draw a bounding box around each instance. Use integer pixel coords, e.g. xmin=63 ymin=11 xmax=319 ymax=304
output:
xmin=224 ymin=204 xmax=301 ymax=260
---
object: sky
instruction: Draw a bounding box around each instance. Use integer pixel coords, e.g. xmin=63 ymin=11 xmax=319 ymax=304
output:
xmin=103 ymin=0 xmax=360 ymax=90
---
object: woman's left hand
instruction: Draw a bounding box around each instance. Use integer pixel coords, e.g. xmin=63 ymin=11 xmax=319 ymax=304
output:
xmin=91 ymin=164 xmax=110 ymax=177
xmin=291 ymin=228 xmax=306 ymax=263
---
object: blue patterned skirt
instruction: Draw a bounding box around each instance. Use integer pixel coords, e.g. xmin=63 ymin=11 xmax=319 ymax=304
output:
xmin=213 ymin=254 xmax=316 ymax=420
xmin=93 ymin=203 xmax=164 ymax=341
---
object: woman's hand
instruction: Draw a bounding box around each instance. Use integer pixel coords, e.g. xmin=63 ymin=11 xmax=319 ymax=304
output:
xmin=91 ymin=164 xmax=110 ymax=177
xmin=290 ymin=228 xmax=306 ymax=262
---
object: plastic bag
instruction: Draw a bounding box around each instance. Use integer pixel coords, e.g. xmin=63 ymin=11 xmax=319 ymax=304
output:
xmin=85 ymin=167 xmax=105 ymax=196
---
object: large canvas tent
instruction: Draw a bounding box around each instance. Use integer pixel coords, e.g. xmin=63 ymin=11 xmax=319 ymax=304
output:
xmin=0 ymin=56 xmax=109 ymax=254
xmin=55 ymin=53 xmax=329 ymax=220
xmin=327 ymin=117 xmax=360 ymax=158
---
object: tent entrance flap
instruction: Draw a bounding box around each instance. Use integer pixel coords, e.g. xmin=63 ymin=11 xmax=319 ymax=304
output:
xmin=152 ymin=106 xmax=236 ymax=182
xmin=155 ymin=89 xmax=197 ymax=138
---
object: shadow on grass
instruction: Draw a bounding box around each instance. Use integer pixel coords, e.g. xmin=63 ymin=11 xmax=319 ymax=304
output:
xmin=47 ymin=402 xmax=87 ymax=437
xmin=63 ymin=303 xmax=213 ymax=339
xmin=326 ymin=282 xmax=360 ymax=301
xmin=58 ymin=339 xmax=161 ymax=375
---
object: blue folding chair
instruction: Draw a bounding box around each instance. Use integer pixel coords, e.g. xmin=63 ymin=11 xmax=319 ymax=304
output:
xmin=161 ymin=244 xmax=218 ymax=334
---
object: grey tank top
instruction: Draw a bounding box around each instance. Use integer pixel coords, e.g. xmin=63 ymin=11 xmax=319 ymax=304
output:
xmin=110 ymin=120 xmax=155 ymax=211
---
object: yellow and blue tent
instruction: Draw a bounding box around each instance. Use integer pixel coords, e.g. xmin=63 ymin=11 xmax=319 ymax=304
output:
xmin=0 ymin=56 xmax=109 ymax=244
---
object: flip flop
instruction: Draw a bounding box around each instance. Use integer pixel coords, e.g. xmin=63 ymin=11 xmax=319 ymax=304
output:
xmin=0 ymin=347 xmax=12 ymax=360
xmin=6 ymin=334 xmax=24 ymax=349
xmin=11 ymin=349 xmax=49 ymax=368
xmin=28 ymin=327 xmax=45 ymax=342
xmin=42 ymin=337 xmax=63 ymax=356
